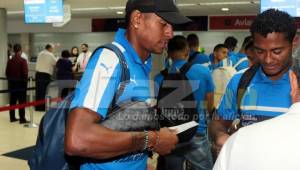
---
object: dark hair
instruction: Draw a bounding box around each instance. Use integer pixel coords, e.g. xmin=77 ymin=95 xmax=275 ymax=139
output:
xmin=168 ymin=35 xmax=188 ymax=53
xmin=45 ymin=44 xmax=53 ymax=50
xmin=250 ymin=9 xmax=297 ymax=43
xmin=13 ymin=44 xmax=22 ymax=53
xmin=241 ymin=36 xmax=252 ymax=49
xmin=81 ymin=43 xmax=89 ymax=48
xmin=61 ymin=50 xmax=70 ymax=58
xmin=214 ymin=44 xmax=228 ymax=52
xmin=244 ymin=39 xmax=254 ymax=51
xmin=71 ymin=46 xmax=79 ymax=56
xmin=224 ymin=36 xmax=238 ymax=51
xmin=187 ymin=33 xmax=199 ymax=48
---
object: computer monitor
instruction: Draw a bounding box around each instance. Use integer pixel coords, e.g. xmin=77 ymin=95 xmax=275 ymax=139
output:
xmin=24 ymin=0 xmax=64 ymax=23
xmin=260 ymin=0 xmax=300 ymax=17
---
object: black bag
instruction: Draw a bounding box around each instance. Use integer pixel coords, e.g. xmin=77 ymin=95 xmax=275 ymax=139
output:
xmin=156 ymin=62 xmax=199 ymax=143
xmin=28 ymin=43 xmax=158 ymax=170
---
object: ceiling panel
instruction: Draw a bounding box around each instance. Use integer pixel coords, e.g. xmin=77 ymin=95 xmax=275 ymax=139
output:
xmin=0 ymin=0 xmax=260 ymax=19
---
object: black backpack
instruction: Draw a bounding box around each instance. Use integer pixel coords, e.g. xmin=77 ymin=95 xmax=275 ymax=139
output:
xmin=156 ymin=62 xmax=199 ymax=143
xmin=28 ymin=43 xmax=131 ymax=170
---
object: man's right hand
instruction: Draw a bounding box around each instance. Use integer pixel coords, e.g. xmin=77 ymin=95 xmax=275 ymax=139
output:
xmin=154 ymin=128 xmax=178 ymax=155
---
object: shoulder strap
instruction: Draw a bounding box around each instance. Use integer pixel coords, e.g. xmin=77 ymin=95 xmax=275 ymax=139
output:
xmin=97 ymin=43 xmax=130 ymax=109
xmin=188 ymin=51 xmax=199 ymax=63
xmin=180 ymin=62 xmax=194 ymax=75
xmin=237 ymin=64 xmax=260 ymax=115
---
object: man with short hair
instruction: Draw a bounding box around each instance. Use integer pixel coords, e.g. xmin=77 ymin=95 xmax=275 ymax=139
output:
xmin=6 ymin=44 xmax=29 ymax=123
xmin=64 ymin=0 xmax=191 ymax=169
xmin=213 ymin=71 xmax=300 ymax=170
xmin=154 ymin=35 xmax=214 ymax=170
xmin=209 ymin=9 xmax=298 ymax=157
xmin=76 ymin=43 xmax=92 ymax=72
xmin=211 ymin=44 xmax=231 ymax=70
xmin=35 ymin=44 xmax=57 ymax=111
xmin=187 ymin=33 xmax=211 ymax=69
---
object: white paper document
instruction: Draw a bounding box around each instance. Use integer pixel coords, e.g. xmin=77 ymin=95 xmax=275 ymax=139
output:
xmin=168 ymin=121 xmax=199 ymax=134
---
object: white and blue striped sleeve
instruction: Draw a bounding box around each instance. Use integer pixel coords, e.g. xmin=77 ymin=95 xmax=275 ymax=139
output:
xmin=70 ymin=48 xmax=122 ymax=119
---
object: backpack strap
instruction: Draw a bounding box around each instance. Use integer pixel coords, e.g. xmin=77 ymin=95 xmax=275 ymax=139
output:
xmin=96 ymin=42 xmax=130 ymax=110
xmin=188 ymin=51 xmax=199 ymax=63
xmin=237 ymin=64 xmax=260 ymax=116
xmin=180 ymin=62 xmax=194 ymax=75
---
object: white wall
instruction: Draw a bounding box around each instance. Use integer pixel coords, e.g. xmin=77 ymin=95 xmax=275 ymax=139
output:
xmin=7 ymin=18 xmax=91 ymax=33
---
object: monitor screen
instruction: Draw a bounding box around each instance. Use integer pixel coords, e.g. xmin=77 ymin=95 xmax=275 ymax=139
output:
xmin=260 ymin=0 xmax=300 ymax=17
xmin=24 ymin=0 xmax=64 ymax=23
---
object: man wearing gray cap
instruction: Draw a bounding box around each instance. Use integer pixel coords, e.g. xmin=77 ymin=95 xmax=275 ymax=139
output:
xmin=64 ymin=0 xmax=191 ymax=170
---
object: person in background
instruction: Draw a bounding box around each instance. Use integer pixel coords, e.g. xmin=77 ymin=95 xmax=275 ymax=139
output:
xmin=234 ymin=36 xmax=252 ymax=71
xmin=210 ymin=44 xmax=231 ymax=70
xmin=56 ymin=50 xmax=74 ymax=98
xmin=5 ymin=44 xmax=29 ymax=123
xmin=35 ymin=44 xmax=57 ymax=111
xmin=154 ymin=35 xmax=214 ymax=170
xmin=243 ymin=38 xmax=258 ymax=68
xmin=187 ymin=33 xmax=211 ymax=70
xmin=76 ymin=43 xmax=92 ymax=72
xmin=224 ymin=36 xmax=239 ymax=65
xmin=69 ymin=46 xmax=79 ymax=66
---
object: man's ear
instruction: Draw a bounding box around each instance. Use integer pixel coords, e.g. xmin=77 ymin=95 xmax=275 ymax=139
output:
xmin=130 ymin=10 xmax=142 ymax=29
xmin=292 ymin=35 xmax=299 ymax=49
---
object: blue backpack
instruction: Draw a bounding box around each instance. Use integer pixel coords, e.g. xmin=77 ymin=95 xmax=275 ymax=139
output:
xmin=28 ymin=43 xmax=130 ymax=170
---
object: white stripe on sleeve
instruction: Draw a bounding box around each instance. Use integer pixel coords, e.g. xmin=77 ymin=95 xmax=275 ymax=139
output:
xmin=83 ymin=48 xmax=119 ymax=112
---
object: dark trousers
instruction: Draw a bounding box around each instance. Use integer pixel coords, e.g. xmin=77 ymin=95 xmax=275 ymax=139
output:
xmin=8 ymin=80 xmax=27 ymax=121
xmin=35 ymin=72 xmax=51 ymax=111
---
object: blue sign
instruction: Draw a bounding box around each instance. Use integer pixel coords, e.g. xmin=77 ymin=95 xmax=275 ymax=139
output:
xmin=261 ymin=0 xmax=300 ymax=17
xmin=24 ymin=0 xmax=64 ymax=23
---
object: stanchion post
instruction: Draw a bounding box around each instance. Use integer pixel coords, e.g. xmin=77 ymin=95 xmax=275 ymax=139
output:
xmin=24 ymin=76 xmax=38 ymax=128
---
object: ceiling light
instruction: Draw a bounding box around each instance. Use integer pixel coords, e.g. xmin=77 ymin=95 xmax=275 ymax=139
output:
xmin=177 ymin=3 xmax=196 ymax=7
xmin=221 ymin=8 xmax=230 ymax=11
xmin=72 ymin=7 xmax=106 ymax=11
xmin=116 ymin=11 xmax=124 ymax=15
xmin=109 ymin=6 xmax=126 ymax=10
xmin=199 ymin=1 xmax=259 ymax=6
xmin=7 ymin=11 xmax=24 ymax=15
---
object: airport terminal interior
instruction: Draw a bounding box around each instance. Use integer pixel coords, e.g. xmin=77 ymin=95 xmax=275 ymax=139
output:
xmin=0 ymin=0 xmax=299 ymax=170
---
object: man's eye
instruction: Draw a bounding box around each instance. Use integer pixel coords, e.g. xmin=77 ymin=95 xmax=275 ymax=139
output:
xmin=255 ymin=49 xmax=263 ymax=54
xmin=273 ymin=49 xmax=282 ymax=55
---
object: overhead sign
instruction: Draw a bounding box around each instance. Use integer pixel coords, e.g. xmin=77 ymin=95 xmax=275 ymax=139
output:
xmin=261 ymin=0 xmax=300 ymax=17
xmin=24 ymin=0 xmax=64 ymax=23
xmin=209 ymin=16 xmax=256 ymax=30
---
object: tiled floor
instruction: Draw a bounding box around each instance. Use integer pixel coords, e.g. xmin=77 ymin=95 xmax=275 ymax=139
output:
xmin=0 ymin=107 xmax=158 ymax=170
xmin=0 ymin=108 xmax=44 ymax=170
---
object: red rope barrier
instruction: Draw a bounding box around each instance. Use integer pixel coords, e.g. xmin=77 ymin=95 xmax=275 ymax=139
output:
xmin=0 ymin=97 xmax=62 ymax=112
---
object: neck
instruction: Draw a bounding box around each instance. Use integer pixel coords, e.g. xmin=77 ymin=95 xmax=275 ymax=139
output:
xmin=126 ymin=29 xmax=149 ymax=62
xmin=265 ymin=67 xmax=290 ymax=81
